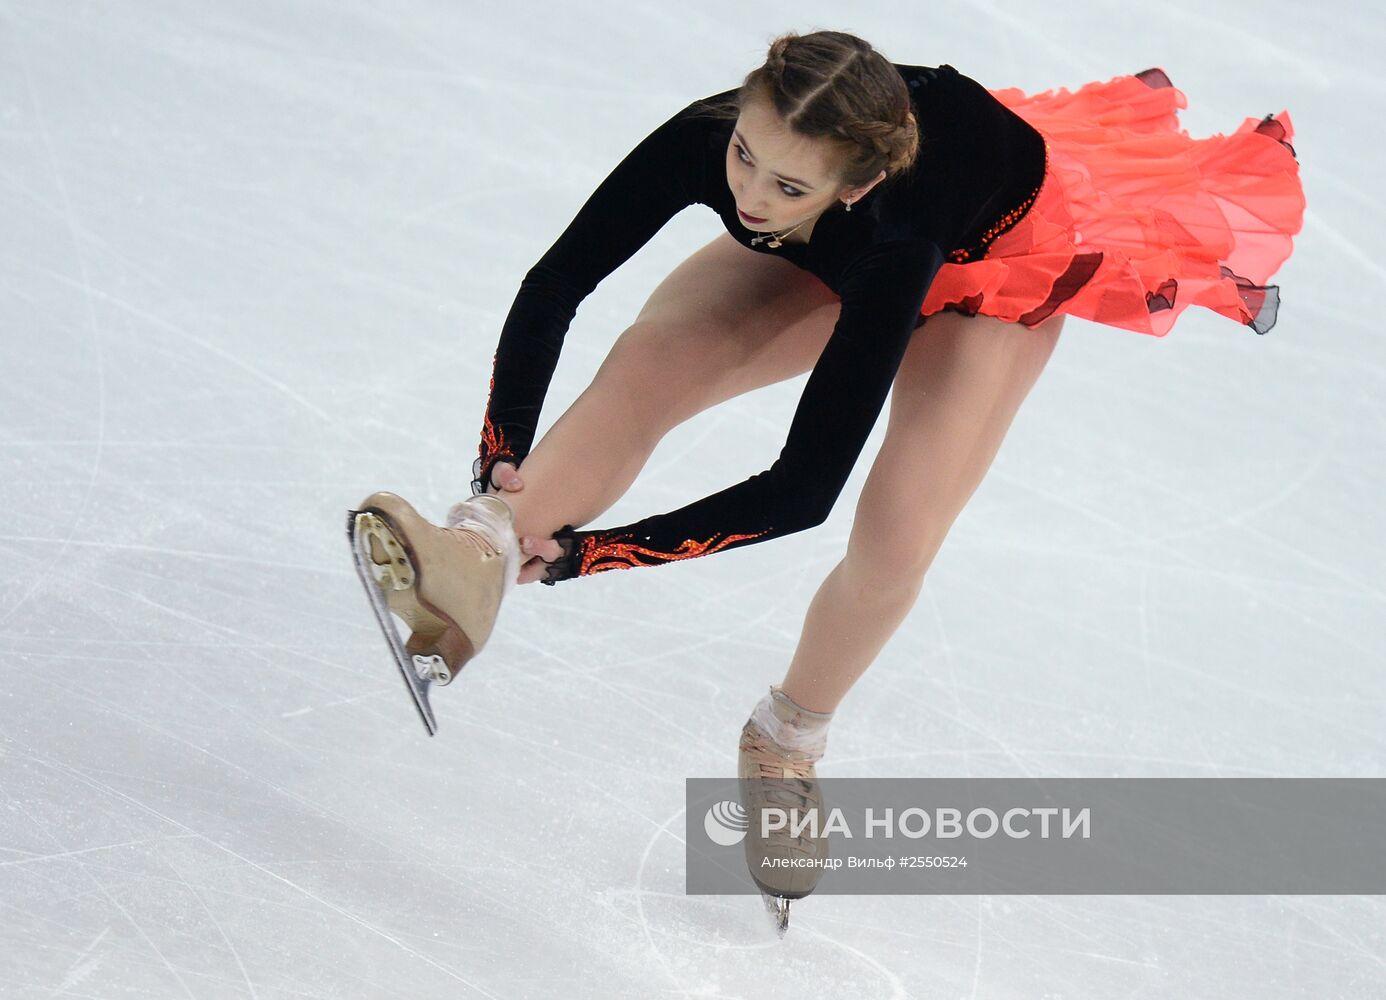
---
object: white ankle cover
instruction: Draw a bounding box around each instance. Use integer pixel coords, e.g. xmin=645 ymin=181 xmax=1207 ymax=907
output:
xmin=750 ymin=684 xmax=834 ymax=762
xmin=445 ymin=494 xmax=521 ymax=597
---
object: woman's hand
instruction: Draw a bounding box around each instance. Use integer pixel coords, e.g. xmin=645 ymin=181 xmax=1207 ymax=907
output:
xmin=515 ymin=535 xmax=565 ymax=584
xmin=483 ymin=461 xmax=563 ymax=584
xmin=484 ymin=460 xmax=525 ymax=496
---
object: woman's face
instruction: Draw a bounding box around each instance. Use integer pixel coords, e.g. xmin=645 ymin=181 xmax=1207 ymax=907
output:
xmin=726 ymin=97 xmax=848 ymax=234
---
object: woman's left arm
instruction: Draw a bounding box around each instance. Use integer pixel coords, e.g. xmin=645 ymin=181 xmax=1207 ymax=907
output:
xmin=531 ymin=239 xmax=946 ymax=583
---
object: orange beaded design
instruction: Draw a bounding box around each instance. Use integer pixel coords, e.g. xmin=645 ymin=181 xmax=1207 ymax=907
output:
xmin=948 ymin=140 xmax=1050 ymax=264
xmin=478 ymin=353 xmax=516 ymax=473
xmin=479 ymin=411 xmax=511 ymax=468
xmin=577 ymin=528 xmax=772 ymax=575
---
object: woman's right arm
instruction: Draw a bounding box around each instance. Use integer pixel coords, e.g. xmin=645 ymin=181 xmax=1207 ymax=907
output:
xmin=471 ymin=92 xmax=729 ymax=495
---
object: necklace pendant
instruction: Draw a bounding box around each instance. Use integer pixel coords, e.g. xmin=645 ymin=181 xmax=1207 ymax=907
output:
xmin=767 ymin=237 xmax=781 ymax=249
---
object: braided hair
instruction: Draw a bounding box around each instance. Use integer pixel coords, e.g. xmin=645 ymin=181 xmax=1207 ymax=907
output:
xmin=692 ymin=30 xmax=922 ymax=192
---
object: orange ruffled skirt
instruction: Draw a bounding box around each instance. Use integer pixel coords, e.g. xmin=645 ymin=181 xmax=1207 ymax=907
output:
xmin=918 ymin=68 xmax=1305 ymax=336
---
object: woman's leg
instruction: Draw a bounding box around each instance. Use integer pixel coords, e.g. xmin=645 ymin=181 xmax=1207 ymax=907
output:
xmin=498 ymin=232 xmax=844 ymax=550
xmin=778 ymin=309 xmax=1066 ymax=714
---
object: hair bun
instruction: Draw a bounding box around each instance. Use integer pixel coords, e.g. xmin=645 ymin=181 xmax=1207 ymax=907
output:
xmin=766 ymin=33 xmax=794 ymax=76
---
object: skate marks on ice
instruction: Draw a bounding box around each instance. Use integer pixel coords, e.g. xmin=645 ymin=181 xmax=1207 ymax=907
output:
xmin=1 ymin=731 xmax=521 ymax=997
xmin=623 ymin=794 xmax=909 ymax=1000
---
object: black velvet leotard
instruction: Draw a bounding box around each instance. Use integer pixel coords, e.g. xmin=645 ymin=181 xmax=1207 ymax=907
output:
xmin=471 ymin=63 xmax=1048 ymax=584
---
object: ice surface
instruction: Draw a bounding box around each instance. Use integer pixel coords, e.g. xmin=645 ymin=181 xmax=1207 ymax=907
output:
xmin=1 ymin=1 xmax=1382 ymax=997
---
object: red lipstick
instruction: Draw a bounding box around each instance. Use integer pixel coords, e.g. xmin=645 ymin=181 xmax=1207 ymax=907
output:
xmin=738 ymin=208 xmax=768 ymax=224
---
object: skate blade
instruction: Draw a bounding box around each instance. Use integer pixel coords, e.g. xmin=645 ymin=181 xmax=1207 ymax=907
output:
xmin=346 ymin=508 xmax=438 ymax=737
xmin=761 ymin=892 xmax=790 ymax=937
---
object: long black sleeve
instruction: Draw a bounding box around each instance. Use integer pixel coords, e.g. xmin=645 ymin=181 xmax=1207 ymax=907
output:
xmin=465 ymin=64 xmax=1050 ymax=583
xmin=471 ymin=98 xmax=713 ymax=494
xmin=539 ymin=239 xmax=946 ymax=583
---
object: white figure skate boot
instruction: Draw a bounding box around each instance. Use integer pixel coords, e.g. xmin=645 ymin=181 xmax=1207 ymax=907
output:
xmin=347 ymin=491 xmax=520 ymax=735
xmin=737 ymin=684 xmax=835 ymax=936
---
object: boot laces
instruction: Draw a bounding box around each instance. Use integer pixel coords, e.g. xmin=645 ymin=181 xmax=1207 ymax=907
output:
xmin=742 ymin=725 xmax=824 ymax=823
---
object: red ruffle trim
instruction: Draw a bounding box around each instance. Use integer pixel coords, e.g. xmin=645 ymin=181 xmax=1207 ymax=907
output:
xmin=919 ymin=67 xmax=1306 ymax=336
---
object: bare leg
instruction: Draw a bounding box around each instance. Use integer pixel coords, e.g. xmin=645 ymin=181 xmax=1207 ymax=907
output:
xmin=491 ymin=232 xmax=843 ymax=551
xmin=778 ymin=310 xmax=1066 ymax=714
xmin=496 ymin=375 xmax=667 ymax=543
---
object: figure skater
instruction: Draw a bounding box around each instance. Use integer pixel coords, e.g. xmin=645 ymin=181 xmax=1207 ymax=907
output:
xmin=349 ymin=29 xmax=1305 ymax=928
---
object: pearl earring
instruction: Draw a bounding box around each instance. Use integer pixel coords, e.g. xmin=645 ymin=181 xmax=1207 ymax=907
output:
xmin=845 ymin=199 xmax=853 ymax=212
